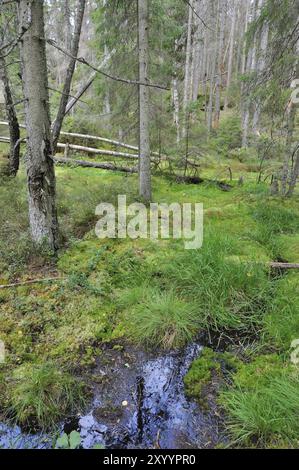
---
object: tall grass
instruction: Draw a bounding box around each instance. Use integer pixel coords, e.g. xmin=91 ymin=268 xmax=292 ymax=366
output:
xmin=220 ymin=375 xmax=299 ymax=446
xmin=7 ymin=363 xmax=86 ymax=430
xmin=121 ymin=287 xmax=200 ymax=349
xmin=161 ymin=233 xmax=271 ymax=331
xmin=250 ymin=202 xmax=299 ymax=259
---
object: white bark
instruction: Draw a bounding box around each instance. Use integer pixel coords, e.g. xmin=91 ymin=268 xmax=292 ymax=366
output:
xmin=241 ymin=0 xmax=258 ymax=147
xmin=214 ymin=0 xmax=225 ymax=128
xmin=191 ymin=0 xmax=202 ymax=102
xmin=52 ymin=0 xmax=86 ymax=149
xmin=224 ymin=0 xmax=236 ymax=111
xmin=171 ymin=39 xmax=181 ymax=144
xmin=252 ymin=0 xmax=268 ymax=134
xmin=182 ymin=1 xmax=193 ymax=137
xmin=207 ymin=0 xmax=217 ymax=132
xmin=138 ymin=0 xmax=151 ymax=201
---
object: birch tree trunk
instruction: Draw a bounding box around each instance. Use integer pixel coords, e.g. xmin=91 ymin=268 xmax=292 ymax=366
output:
xmin=191 ymin=0 xmax=202 ymax=102
xmin=0 ymin=57 xmax=20 ymax=176
xmin=171 ymin=39 xmax=181 ymax=144
xmin=201 ymin=29 xmax=208 ymax=98
xmin=224 ymin=0 xmax=236 ymax=111
xmin=207 ymin=0 xmax=217 ymax=133
xmin=64 ymin=51 xmax=113 ymax=116
xmin=64 ymin=0 xmax=72 ymax=54
xmin=18 ymin=0 xmax=58 ymax=251
xmin=172 ymin=77 xmax=180 ymax=144
xmin=252 ymin=0 xmax=268 ymax=135
xmin=286 ymin=44 xmax=299 ymax=196
xmin=214 ymin=0 xmax=225 ymax=128
xmin=286 ymin=147 xmax=299 ymax=197
xmin=281 ymin=100 xmax=297 ymax=195
xmin=241 ymin=0 xmax=258 ymax=147
xmin=182 ymin=1 xmax=193 ymax=137
xmin=52 ymin=0 xmax=86 ymax=150
xmin=103 ymin=0 xmax=111 ymax=125
xmin=138 ymin=0 xmax=151 ymax=201
xmin=280 ymin=41 xmax=299 ymax=196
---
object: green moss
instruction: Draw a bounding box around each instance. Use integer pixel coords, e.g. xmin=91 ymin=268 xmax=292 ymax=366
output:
xmin=0 ymin=151 xmax=298 ymax=438
xmin=184 ymin=348 xmax=241 ymax=402
xmin=230 ymin=354 xmax=290 ymax=389
xmin=184 ymin=348 xmax=220 ymax=400
xmin=220 ymin=351 xmax=243 ymax=371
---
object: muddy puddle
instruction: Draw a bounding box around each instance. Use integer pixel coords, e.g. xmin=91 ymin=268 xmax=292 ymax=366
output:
xmin=0 ymin=341 xmax=222 ymax=449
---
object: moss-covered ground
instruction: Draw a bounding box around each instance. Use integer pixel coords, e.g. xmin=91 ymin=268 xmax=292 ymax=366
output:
xmin=0 ymin=144 xmax=298 ymax=447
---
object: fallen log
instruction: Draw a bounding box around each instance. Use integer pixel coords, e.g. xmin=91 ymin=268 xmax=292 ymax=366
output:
xmin=163 ymin=172 xmax=233 ymax=191
xmin=175 ymin=175 xmax=204 ymax=184
xmin=56 ymin=142 xmax=139 ymax=159
xmin=60 ymin=130 xmax=140 ymax=152
xmin=0 ymin=277 xmax=64 ymax=290
xmin=0 ymin=135 xmax=162 ymax=162
xmin=269 ymin=262 xmax=299 ymax=270
xmin=54 ymin=156 xmax=137 ymax=173
xmin=0 ymin=136 xmax=139 ymax=160
xmin=0 ymin=121 xmax=160 ymax=157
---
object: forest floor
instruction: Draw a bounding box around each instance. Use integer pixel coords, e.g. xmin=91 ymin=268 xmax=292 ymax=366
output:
xmin=0 ymin=147 xmax=299 ymax=448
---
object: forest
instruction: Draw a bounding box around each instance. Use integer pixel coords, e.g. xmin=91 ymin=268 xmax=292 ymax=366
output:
xmin=0 ymin=0 xmax=298 ymax=452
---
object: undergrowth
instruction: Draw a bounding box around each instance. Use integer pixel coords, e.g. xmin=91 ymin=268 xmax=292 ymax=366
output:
xmin=0 ymin=157 xmax=298 ymax=443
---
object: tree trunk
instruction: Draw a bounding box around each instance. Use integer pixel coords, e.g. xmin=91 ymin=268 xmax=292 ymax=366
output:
xmin=171 ymin=39 xmax=181 ymax=144
xmin=281 ymin=100 xmax=297 ymax=195
xmin=281 ymin=41 xmax=299 ymax=195
xmin=214 ymin=0 xmax=225 ymax=128
xmin=64 ymin=0 xmax=72 ymax=53
xmin=252 ymin=0 xmax=268 ymax=135
xmin=172 ymin=76 xmax=181 ymax=144
xmin=224 ymin=0 xmax=236 ymax=111
xmin=64 ymin=51 xmax=114 ymax=116
xmin=207 ymin=0 xmax=217 ymax=133
xmin=241 ymin=0 xmax=258 ymax=147
xmin=0 ymin=57 xmax=20 ymax=176
xmin=191 ymin=0 xmax=202 ymax=102
xmin=286 ymin=147 xmax=299 ymax=197
xmin=54 ymin=157 xmax=137 ymax=174
xmin=18 ymin=0 xmax=58 ymax=252
xmin=182 ymin=0 xmax=193 ymax=137
xmin=138 ymin=0 xmax=151 ymax=201
xmin=52 ymin=0 xmax=86 ymax=150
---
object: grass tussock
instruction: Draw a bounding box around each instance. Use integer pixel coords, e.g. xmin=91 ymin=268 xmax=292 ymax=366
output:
xmin=121 ymin=288 xmax=200 ymax=349
xmin=6 ymin=363 xmax=86 ymax=430
xmin=220 ymin=374 xmax=299 ymax=447
xmin=161 ymin=233 xmax=272 ymax=332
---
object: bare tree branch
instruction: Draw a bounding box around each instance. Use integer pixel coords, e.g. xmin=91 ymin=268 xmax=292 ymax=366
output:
xmin=182 ymin=0 xmax=214 ymax=32
xmin=45 ymin=38 xmax=170 ymax=91
xmin=52 ymin=0 xmax=86 ymax=149
xmin=48 ymin=86 xmax=88 ymax=105
xmin=0 ymin=26 xmax=28 ymax=59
